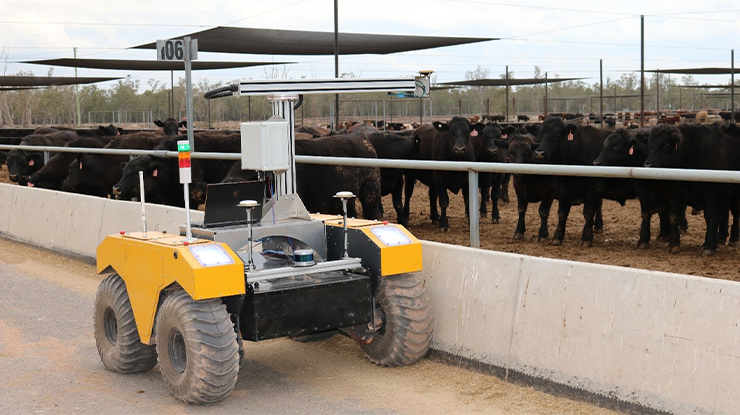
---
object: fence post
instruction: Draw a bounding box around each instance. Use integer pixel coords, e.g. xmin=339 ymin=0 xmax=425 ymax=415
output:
xmin=468 ymin=170 xmax=480 ymax=248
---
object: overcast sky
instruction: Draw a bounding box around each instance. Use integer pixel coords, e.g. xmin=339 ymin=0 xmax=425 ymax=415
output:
xmin=2 ymin=0 xmax=739 ymax=90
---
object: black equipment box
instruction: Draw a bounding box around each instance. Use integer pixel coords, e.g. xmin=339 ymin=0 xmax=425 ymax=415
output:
xmin=239 ymin=271 xmax=372 ymax=341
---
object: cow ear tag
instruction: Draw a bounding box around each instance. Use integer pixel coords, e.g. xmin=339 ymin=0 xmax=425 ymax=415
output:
xmin=567 ymin=132 xmax=574 ymax=141
xmin=470 ymin=129 xmax=478 ymax=137
xmin=79 ymin=162 xmax=83 ymax=170
xmin=628 ymin=146 xmax=634 ymax=155
xmin=28 ymin=159 xmax=34 ymax=166
xmin=153 ymin=169 xmax=158 ymax=177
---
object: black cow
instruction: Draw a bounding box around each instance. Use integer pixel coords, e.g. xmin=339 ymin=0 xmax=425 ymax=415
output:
xmin=367 ymin=132 xmax=418 ymax=226
xmin=405 ymin=117 xmax=481 ymax=230
xmin=644 ymin=123 xmax=740 ymax=255
xmin=62 ymin=132 xmax=166 ymax=197
xmin=113 ymin=132 xmax=239 ymax=207
xmin=593 ymin=128 xmax=688 ymax=248
xmin=26 ymin=136 xmax=110 ymax=190
xmin=0 ymin=151 xmax=7 ymax=168
xmin=535 ymin=116 xmax=611 ymax=245
xmin=154 ymin=118 xmax=186 ymax=136
xmin=517 ymin=115 xmax=530 ymax=122
xmin=6 ymin=131 xmax=79 ymax=183
xmin=473 ymin=123 xmax=517 ymax=223
xmin=294 ymin=134 xmax=382 ymax=220
xmin=496 ymin=133 xmax=557 ymax=240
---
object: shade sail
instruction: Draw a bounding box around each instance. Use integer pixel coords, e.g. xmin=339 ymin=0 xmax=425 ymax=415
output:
xmin=439 ymin=77 xmax=587 ymax=87
xmin=645 ymin=68 xmax=740 ymax=75
xmin=23 ymin=58 xmax=294 ymax=71
xmin=0 ymin=76 xmax=122 ymax=87
xmin=131 ymin=26 xmax=496 ymax=55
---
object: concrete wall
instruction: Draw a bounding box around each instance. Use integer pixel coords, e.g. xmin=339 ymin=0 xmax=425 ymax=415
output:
xmin=1 ymin=182 xmax=738 ymax=414
xmin=0 ymin=184 xmax=203 ymax=258
xmin=423 ymin=242 xmax=740 ymax=415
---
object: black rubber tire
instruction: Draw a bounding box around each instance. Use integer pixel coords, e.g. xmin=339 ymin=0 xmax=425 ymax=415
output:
xmin=155 ymin=290 xmax=239 ymax=404
xmin=360 ymin=274 xmax=434 ymax=367
xmin=93 ymin=273 xmax=157 ymax=373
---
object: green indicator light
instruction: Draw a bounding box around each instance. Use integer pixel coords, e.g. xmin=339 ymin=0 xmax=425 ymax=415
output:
xmin=178 ymin=143 xmax=190 ymax=152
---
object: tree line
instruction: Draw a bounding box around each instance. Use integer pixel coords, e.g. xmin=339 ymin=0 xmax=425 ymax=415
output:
xmin=0 ymin=66 xmax=736 ymax=128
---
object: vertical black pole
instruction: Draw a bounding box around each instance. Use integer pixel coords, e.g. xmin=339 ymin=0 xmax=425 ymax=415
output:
xmin=600 ymin=59 xmax=604 ymax=129
xmin=544 ymin=72 xmax=548 ymax=117
xmin=640 ymin=15 xmax=645 ymax=127
xmin=732 ymin=49 xmax=736 ymax=122
xmin=334 ymin=0 xmax=340 ymax=131
xmin=656 ymin=70 xmax=660 ymax=115
xmin=170 ymin=70 xmax=175 ymax=118
xmin=505 ymin=65 xmax=509 ymax=121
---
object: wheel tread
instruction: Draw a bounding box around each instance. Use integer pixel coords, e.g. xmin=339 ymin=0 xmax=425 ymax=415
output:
xmin=359 ymin=274 xmax=434 ymax=367
xmin=155 ymin=290 xmax=239 ymax=404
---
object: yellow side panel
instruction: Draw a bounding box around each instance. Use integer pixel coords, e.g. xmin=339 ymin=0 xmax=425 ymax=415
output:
xmin=361 ymin=225 xmax=423 ymax=276
xmin=97 ymin=235 xmax=166 ymax=344
xmin=162 ymin=246 xmax=245 ymax=301
xmin=96 ymin=233 xmax=245 ymax=344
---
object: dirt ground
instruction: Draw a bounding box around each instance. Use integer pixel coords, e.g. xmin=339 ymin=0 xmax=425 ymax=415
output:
xmin=1 ymin=165 xmax=737 ymax=282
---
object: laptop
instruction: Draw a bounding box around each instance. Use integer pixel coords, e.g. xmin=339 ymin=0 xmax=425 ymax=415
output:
xmin=203 ymin=181 xmax=268 ymax=227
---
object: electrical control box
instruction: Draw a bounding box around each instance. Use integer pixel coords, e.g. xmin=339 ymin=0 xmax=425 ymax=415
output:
xmin=240 ymin=120 xmax=290 ymax=172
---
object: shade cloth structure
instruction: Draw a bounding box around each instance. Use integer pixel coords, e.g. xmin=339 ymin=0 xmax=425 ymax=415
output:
xmin=438 ymin=77 xmax=587 ymax=87
xmin=22 ymin=58 xmax=294 ymax=71
xmin=131 ymin=26 xmax=496 ymax=55
xmin=645 ymin=67 xmax=740 ymax=75
xmin=0 ymin=76 xmax=121 ymax=87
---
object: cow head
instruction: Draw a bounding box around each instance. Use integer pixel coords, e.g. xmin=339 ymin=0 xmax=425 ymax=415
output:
xmin=97 ymin=124 xmax=119 ymax=137
xmin=479 ymin=123 xmax=517 ymax=160
xmin=112 ymin=156 xmax=165 ymax=201
xmin=534 ymin=116 xmax=578 ymax=162
xmin=644 ymin=125 xmax=682 ymax=168
xmin=154 ymin=118 xmax=182 ymax=136
xmin=594 ymin=129 xmax=633 ymax=166
xmin=503 ymin=134 xmax=539 ymax=164
xmin=6 ymin=150 xmax=43 ymax=182
xmin=433 ymin=116 xmax=477 ymax=158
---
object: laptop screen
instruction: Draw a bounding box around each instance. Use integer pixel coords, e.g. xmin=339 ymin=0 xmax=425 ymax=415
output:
xmin=203 ymin=181 xmax=267 ymax=227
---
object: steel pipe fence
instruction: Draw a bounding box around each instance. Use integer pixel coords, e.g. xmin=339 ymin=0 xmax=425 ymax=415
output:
xmin=3 ymin=143 xmax=740 ymax=248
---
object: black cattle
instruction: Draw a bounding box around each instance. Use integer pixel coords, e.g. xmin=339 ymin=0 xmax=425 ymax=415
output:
xmin=405 ymin=117 xmax=481 ymax=230
xmin=517 ymin=115 xmax=530 ymax=122
xmin=593 ymin=128 xmax=688 ymax=248
xmin=154 ymin=118 xmax=186 ymax=136
xmin=0 ymin=151 xmax=6 ymax=168
xmin=367 ymin=132 xmax=418 ymax=226
xmin=719 ymin=110 xmax=740 ymax=122
xmin=62 ymin=132 xmax=166 ymax=198
xmin=495 ymin=133 xmax=557 ymax=240
xmin=294 ymin=135 xmax=381 ymax=220
xmin=473 ymin=123 xmax=517 ymax=223
xmin=48 ymin=124 xmax=119 ymax=138
xmin=26 ymin=136 xmax=110 ymax=190
xmin=6 ymin=131 xmax=79 ymax=183
xmin=535 ymin=116 xmax=611 ymax=245
xmin=113 ymin=132 xmax=239 ymax=207
xmin=644 ymin=123 xmax=740 ymax=255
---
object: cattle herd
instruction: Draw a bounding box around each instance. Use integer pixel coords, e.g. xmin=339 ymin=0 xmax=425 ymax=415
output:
xmin=1 ymin=114 xmax=739 ymax=258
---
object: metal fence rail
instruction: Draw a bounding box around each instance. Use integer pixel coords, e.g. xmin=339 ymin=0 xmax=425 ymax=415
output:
xmin=3 ymin=143 xmax=740 ymax=247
